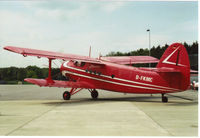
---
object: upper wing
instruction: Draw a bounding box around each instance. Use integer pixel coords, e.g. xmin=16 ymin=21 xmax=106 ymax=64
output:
xmin=4 ymin=46 xmax=104 ymax=65
xmin=100 ymin=56 xmax=159 ymax=64
xmin=4 ymin=46 xmax=159 ymax=65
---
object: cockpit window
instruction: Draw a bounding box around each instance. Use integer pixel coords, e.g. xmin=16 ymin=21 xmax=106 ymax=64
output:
xmin=74 ymin=61 xmax=85 ymax=67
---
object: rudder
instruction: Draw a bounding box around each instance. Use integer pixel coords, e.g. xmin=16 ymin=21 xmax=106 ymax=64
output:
xmin=157 ymin=43 xmax=190 ymax=90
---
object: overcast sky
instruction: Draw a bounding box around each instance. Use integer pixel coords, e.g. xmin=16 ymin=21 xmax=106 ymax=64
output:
xmin=0 ymin=1 xmax=198 ymax=67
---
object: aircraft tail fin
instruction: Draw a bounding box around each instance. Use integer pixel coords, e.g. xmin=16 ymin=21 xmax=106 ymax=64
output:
xmin=156 ymin=43 xmax=190 ymax=90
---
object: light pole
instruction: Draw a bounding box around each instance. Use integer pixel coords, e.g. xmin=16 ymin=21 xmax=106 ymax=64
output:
xmin=147 ymin=29 xmax=152 ymax=97
xmin=147 ymin=29 xmax=151 ymax=67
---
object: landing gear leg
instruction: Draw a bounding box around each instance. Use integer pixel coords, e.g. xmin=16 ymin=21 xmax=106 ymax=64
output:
xmin=89 ymin=89 xmax=98 ymax=99
xmin=161 ymin=93 xmax=168 ymax=103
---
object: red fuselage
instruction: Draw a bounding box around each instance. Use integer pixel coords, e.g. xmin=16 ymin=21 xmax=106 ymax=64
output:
xmin=60 ymin=61 xmax=181 ymax=94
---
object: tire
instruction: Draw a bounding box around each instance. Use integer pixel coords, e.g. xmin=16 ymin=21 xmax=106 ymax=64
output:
xmin=91 ymin=90 xmax=98 ymax=99
xmin=63 ymin=91 xmax=71 ymax=100
xmin=162 ymin=96 xmax=168 ymax=103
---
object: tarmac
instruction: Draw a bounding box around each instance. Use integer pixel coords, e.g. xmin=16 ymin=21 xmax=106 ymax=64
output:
xmin=0 ymin=85 xmax=198 ymax=136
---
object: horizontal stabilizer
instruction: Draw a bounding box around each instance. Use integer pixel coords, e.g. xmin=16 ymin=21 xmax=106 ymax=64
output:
xmin=155 ymin=67 xmax=181 ymax=73
xmin=24 ymin=78 xmax=95 ymax=89
xmin=139 ymin=67 xmax=181 ymax=73
xmin=190 ymin=69 xmax=198 ymax=74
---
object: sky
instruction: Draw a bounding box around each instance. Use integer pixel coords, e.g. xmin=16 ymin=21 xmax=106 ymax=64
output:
xmin=0 ymin=1 xmax=198 ymax=67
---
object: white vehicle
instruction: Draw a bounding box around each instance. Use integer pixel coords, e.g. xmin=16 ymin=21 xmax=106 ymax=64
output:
xmin=191 ymin=81 xmax=198 ymax=90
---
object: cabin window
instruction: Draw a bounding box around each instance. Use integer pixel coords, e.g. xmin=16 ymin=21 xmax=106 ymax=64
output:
xmin=86 ymin=69 xmax=102 ymax=76
xmin=81 ymin=62 xmax=85 ymax=66
xmin=97 ymin=72 xmax=101 ymax=75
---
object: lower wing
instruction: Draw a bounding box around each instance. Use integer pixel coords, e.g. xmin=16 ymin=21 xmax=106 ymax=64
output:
xmin=24 ymin=78 xmax=95 ymax=89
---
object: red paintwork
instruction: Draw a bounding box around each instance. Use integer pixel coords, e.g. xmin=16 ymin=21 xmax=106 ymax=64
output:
xmin=101 ymin=56 xmax=159 ymax=64
xmin=4 ymin=43 xmax=191 ymax=95
xmin=3 ymin=46 xmax=102 ymax=64
xmin=24 ymin=78 xmax=95 ymax=88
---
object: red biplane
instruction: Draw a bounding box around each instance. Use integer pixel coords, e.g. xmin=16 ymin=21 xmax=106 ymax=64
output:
xmin=4 ymin=43 xmax=190 ymax=102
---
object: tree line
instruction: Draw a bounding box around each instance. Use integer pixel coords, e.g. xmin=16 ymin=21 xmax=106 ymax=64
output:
xmin=107 ymin=41 xmax=198 ymax=58
xmin=0 ymin=66 xmax=65 ymax=84
xmin=0 ymin=41 xmax=198 ymax=84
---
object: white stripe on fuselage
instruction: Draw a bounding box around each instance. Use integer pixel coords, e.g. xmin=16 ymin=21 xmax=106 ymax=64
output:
xmin=62 ymin=71 xmax=174 ymax=92
xmin=62 ymin=61 xmax=180 ymax=92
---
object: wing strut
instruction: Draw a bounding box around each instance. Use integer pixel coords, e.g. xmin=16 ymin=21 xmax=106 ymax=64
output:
xmin=46 ymin=58 xmax=54 ymax=84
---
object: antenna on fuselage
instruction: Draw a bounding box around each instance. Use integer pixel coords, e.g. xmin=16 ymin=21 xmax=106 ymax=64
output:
xmin=89 ymin=46 xmax=91 ymax=58
xmin=99 ymin=52 xmax=102 ymax=60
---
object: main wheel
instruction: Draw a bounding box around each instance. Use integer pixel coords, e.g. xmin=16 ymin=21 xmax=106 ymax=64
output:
xmin=162 ymin=96 xmax=168 ymax=103
xmin=63 ymin=91 xmax=71 ymax=100
xmin=91 ymin=90 xmax=98 ymax=99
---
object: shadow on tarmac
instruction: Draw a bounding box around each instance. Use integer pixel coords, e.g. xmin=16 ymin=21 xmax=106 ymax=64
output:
xmin=42 ymin=96 xmax=197 ymax=107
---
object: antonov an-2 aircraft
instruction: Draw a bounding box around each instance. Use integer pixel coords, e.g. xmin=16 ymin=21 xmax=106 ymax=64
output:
xmin=4 ymin=43 xmax=190 ymax=102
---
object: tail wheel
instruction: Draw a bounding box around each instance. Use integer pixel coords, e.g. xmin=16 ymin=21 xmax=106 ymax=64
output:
xmin=162 ymin=94 xmax=168 ymax=103
xmin=63 ymin=91 xmax=71 ymax=100
xmin=91 ymin=89 xmax=98 ymax=99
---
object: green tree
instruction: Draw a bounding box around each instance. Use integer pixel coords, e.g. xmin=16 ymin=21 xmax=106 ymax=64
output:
xmin=17 ymin=68 xmax=26 ymax=81
xmin=26 ymin=70 xmax=37 ymax=78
